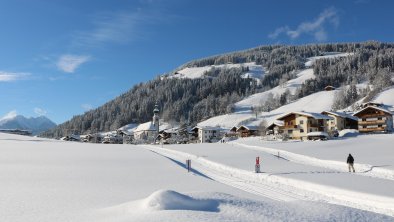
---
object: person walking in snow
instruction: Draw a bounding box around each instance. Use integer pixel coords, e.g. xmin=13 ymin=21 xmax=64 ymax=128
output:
xmin=347 ymin=154 xmax=355 ymax=173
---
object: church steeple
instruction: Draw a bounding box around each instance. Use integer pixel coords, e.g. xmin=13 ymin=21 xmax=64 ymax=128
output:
xmin=153 ymin=102 xmax=159 ymax=133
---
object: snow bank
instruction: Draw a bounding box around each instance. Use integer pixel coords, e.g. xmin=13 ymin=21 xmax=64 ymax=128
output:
xmin=339 ymin=129 xmax=359 ymax=137
xmin=142 ymin=190 xmax=219 ymax=211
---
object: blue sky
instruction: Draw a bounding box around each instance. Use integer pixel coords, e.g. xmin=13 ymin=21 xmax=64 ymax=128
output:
xmin=1 ymin=0 xmax=393 ymax=124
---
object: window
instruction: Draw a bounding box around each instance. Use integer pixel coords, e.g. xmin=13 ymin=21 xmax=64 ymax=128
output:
xmin=378 ymin=125 xmax=382 ymax=127
xmin=310 ymin=129 xmax=313 ymax=132
xmin=362 ymin=118 xmax=366 ymax=121
xmin=300 ymin=129 xmax=304 ymax=133
xmin=378 ymin=117 xmax=382 ymax=120
xmin=288 ymin=130 xmax=293 ymax=134
xmin=300 ymin=120 xmax=304 ymax=124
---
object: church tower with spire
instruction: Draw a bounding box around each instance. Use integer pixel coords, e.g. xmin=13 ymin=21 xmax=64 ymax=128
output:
xmin=153 ymin=103 xmax=160 ymax=134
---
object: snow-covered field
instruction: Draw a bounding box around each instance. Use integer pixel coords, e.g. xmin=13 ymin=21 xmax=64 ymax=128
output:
xmin=1 ymin=132 xmax=394 ymax=221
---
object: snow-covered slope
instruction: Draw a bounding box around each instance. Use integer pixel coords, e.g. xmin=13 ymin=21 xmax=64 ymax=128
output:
xmin=197 ymin=113 xmax=255 ymax=129
xmin=202 ymin=89 xmax=337 ymax=128
xmin=372 ymin=86 xmax=394 ymax=109
xmin=0 ymin=114 xmax=56 ymax=135
xmin=170 ymin=62 xmax=265 ymax=82
xmin=235 ymin=68 xmax=314 ymax=109
xmin=305 ymin=52 xmax=354 ymax=67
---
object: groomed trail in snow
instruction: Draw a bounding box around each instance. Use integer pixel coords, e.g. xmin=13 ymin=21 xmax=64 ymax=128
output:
xmin=142 ymin=144 xmax=394 ymax=217
xmin=232 ymin=141 xmax=394 ymax=181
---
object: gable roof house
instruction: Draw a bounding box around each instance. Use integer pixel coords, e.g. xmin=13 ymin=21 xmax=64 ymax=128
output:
xmin=266 ymin=121 xmax=284 ymax=135
xmin=276 ymin=111 xmax=333 ymax=140
xmin=236 ymin=125 xmax=259 ymax=137
xmin=321 ymin=111 xmax=358 ymax=133
xmin=353 ymin=105 xmax=393 ymax=133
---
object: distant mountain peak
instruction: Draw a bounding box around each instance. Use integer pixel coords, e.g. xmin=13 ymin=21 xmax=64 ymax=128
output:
xmin=0 ymin=114 xmax=57 ymax=135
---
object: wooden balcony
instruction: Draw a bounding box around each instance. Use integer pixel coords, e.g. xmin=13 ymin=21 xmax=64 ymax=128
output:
xmin=359 ymin=127 xmax=386 ymax=133
xmin=358 ymin=114 xmax=386 ymax=119
xmin=358 ymin=120 xmax=386 ymax=125
xmin=283 ymin=125 xmax=297 ymax=129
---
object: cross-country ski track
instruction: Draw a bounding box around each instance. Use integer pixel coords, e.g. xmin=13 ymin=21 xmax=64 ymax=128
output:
xmin=142 ymin=144 xmax=394 ymax=217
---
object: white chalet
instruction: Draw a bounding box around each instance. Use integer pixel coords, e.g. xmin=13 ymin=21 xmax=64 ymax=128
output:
xmin=192 ymin=126 xmax=221 ymax=143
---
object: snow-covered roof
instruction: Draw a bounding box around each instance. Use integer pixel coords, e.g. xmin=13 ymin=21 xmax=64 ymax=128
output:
xmin=237 ymin=125 xmax=259 ymax=131
xmin=160 ymin=127 xmax=179 ymax=134
xmin=192 ymin=126 xmax=221 ymax=131
xmin=277 ymin=111 xmax=333 ymax=120
xmin=266 ymin=120 xmax=284 ymax=129
xmin=321 ymin=111 xmax=358 ymax=121
xmin=353 ymin=106 xmax=393 ymax=117
xmin=134 ymin=122 xmax=157 ymax=133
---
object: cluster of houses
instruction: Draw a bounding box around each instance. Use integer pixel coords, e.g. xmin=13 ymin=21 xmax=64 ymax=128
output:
xmin=63 ymin=101 xmax=393 ymax=144
xmin=0 ymin=129 xmax=32 ymax=136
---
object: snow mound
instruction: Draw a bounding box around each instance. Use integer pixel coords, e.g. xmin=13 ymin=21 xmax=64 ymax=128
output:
xmin=143 ymin=190 xmax=219 ymax=212
xmin=338 ymin=129 xmax=359 ymax=137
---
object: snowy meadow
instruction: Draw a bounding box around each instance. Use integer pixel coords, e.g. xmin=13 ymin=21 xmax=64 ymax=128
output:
xmin=1 ymin=132 xmax=394 ymax=221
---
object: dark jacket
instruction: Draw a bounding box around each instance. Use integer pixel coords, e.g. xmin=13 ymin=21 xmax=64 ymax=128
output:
xmin=347 ymin=155 xmax=354 ymax=164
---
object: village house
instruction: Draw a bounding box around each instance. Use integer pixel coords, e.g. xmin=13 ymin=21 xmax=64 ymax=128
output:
xmin=156 ymin=128 xmax=178 ymax=144
xmin=321 ymin=111 xmax=358 ymax=135
xmin=275 ymin=111 xmax=333 ymax=140
xmin=236 ymin=125 xmax=259 ymax=137
xmin=266 ymin=121 xmax=284 ymax=136
xmin=191 ymin=126 xmax=221 ymax=143
xmin=353 ymin=104 xmax=393 ymax=133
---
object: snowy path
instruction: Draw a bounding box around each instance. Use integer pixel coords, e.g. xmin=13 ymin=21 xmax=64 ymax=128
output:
xmin=233 ymin=141 xmax=394 ymax=181
xmin=144 ymin=145 xmax=311 ymax=202
xmin=143 ymin=145 xmax=394 ymax=217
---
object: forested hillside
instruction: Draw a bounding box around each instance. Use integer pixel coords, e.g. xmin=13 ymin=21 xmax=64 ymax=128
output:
xmin=41 ymin=41 xmax=394 ymax=138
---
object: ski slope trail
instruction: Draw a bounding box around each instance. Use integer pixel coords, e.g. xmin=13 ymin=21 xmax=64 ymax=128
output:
xmin=142 ymin=145 xmax=394 ymax=217
xmin=233 ymin=141 xmax=394 ymax=181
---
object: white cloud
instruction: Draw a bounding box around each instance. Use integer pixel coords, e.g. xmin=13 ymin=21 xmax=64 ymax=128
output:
xmin=0 ymin=110 xmax=17 ymax=121
xmin=73 ymin=11 xmax=146 ymax=47
xmin=269 ymin=7 xmax=339 ymax=41
xmin=34 ymin=107 xmax=47 ymax=116
xmin=56 ymin=54 xmax=91 ymax=73
xmin=0 ymin=71 xmax=31 ymax=82
xmin=71 ymin=8 xmax=167 ymax=48
xmin=81 ymin=104 xmax=93 ymax=111
xmin=268 ymin=26 xmax=289 ymax=39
